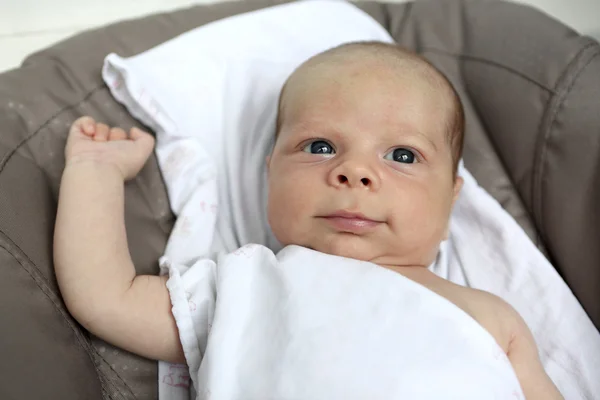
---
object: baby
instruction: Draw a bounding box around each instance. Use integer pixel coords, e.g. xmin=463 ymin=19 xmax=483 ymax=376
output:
xmin=54 ymin=42 xmax=562 ymax=399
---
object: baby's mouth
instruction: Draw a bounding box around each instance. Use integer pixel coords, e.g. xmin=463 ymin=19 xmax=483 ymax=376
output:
xmin=317 ymin=210 xmax=383 ymax=233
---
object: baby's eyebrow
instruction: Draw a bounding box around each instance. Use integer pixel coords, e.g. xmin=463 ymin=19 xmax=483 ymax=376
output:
xmin=414 ymin=131 xmax=438 ymax=152
xmin=392 ymin=128 xmax=438 ymax=153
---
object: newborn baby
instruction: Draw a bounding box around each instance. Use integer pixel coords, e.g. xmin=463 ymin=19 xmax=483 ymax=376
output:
xmin=54 ymin=42 xmax=562 ymax=399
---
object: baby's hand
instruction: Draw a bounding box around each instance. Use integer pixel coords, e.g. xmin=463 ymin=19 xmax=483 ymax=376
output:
xmin=65 ymin=116 xmax=155 ymax=180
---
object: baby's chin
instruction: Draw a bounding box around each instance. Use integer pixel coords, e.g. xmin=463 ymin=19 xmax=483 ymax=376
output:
xmin=298 ymin=233 xmax=436 ymax=268
xmin=306 ymin=234 xmax=382 ymax=263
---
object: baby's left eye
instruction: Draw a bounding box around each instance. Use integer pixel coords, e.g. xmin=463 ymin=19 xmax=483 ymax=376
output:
xmin=384 ymin=148 xmax=416 ymax=164
xmin=302 ymin=140 xmax=335 ymax=155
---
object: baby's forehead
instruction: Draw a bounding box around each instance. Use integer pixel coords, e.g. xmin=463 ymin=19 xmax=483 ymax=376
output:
xmin=302 ymin=48 xmax=441 ymax=82
xmin=286 ymin=55 xmax=450 ymax=111
xmin=283 ymin=92 xmax=446 ymax=150
xmin=279 ymin=46 xmax=458 ymax=138
xmin=284 ymin=61 xmax=451 ymax=122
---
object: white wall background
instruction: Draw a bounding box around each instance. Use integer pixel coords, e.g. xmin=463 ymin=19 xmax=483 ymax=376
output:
xmin=0 ymin=0 xmax=599 ymax=73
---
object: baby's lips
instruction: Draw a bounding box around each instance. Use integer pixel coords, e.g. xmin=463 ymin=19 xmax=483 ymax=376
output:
xmin=320 ymin=215 xmax=382 ymax=234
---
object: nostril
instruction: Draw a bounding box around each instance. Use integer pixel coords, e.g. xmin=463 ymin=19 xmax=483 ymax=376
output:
xmin=338 ymin=175 xmax=348 ymax=184
xmin=361 ymin=178 xmax=370 ymax=186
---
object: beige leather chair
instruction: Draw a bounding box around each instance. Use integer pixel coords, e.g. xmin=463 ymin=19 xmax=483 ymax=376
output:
xmin=0 ymin=1 xmax=598 ymax=398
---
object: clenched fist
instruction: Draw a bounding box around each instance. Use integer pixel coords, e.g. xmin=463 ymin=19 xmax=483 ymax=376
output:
xmin=65 ymin=116 xmax=155 ymax=180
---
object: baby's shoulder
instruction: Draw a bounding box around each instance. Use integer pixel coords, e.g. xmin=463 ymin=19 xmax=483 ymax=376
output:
xmin=457 ymin=286 xmax=520 ymax=352
xmin=402 ymin=269 xmax=519 ymax=352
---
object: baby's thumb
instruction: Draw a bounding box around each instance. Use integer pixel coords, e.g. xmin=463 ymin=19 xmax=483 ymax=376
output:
xmin=130 ymin=127 xmax=156 ymax=158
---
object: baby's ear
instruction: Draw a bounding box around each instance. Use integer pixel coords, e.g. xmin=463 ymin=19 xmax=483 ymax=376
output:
xmin=443 ymin=177 xmax=463 ymax=241
xmin=452 ymin=176 xmax=464 ymax=205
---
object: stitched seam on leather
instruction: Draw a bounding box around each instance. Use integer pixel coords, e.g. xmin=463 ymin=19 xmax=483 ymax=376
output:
xmin=0 ymin=230 xmax=111 ymax=396
xmin=0 ymin=82 xmax=171 ymax=239
xmin=393 ymin=1 xmax=413 ymax=39
xmin=0 ymin=84 xmax=103 ymax=174
xmin=93 ymin=347 xmax=139 ymax=400
xmin=0 ymin=231 xmax=134 ymax=399
xmin=420 ymin=47 xmax=554 ymax=93
xmin=101 ymin=386 xmax=114 ymax=400
xmin=0 ymin=85 xmax=154 ymax=398
xmin=534 ymin=42 xmax=600 ymax=244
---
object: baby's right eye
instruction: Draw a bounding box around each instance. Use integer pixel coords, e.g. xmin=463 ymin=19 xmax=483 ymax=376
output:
xmin=302 ymin=140 xmax=335 ymax=155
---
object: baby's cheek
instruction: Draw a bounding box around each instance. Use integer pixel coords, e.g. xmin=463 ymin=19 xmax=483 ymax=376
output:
xmin=388 ymin=188 xmax=445 ymax=240
xmin=267 ymin=182 xmax=307 ymax=244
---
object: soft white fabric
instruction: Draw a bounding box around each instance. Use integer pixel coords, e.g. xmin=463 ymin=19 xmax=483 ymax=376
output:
xmin=165 ymin=243 xmax=525 ymax=400
xmin=101 ymin=0 xmax=600 ymax=399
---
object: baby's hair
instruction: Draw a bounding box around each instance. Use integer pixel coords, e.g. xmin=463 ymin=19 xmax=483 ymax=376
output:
xmin=276 ymin=41 xmax=465 ymax=177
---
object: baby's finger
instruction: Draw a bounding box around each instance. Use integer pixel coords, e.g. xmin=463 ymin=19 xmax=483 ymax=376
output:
xmin=81 ymin=118 xmax=97 ymax=135
xmin=71 ymin=116 xmax=96 ymax=136
xmin=94 ymin=123 xmax=110 ymax=142
xmin=130 ymin=127 xmax=156 ymax=153
xmin=129 ymin=127 xmax=155 ymax=143
xmin=109 ymin=127 xmax=128 ymax=141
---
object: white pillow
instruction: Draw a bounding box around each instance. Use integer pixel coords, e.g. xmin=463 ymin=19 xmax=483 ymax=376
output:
xmin=103 ymin=0 xmax=394 ymax=262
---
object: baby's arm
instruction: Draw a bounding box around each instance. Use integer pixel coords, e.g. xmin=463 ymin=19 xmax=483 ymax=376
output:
xmin=54 ymin=117 xmax=185 ymax=364
xmin=501 ymin=301 xmax=564 ymax=399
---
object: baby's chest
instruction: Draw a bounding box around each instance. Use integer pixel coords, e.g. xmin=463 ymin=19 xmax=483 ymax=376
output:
xmin=204 ymin=276 xmax=522 ymax=399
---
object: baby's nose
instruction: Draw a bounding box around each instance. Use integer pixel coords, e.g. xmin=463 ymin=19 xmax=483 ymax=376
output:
xmin=337 ymin=174 xmax=372 ymax=187
xmin=329 ymin=158 xmax=381 ymax=191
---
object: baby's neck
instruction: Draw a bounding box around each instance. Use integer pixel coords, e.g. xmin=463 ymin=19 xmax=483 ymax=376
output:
xmin=380 ymin=264 xmax=436 ymax=282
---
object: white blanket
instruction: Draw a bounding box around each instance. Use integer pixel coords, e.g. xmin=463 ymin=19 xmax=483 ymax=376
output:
xmin=166 ymin=243 xmax=525 ymax=399
xmin=102 ymin=1 xmax=600 ymax=399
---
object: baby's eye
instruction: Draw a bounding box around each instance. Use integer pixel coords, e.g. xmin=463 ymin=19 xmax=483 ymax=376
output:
xmin=384 ymin=148 xmax=416 ymax=164
xmin=302 ymin=140 xmax=335 ymax=155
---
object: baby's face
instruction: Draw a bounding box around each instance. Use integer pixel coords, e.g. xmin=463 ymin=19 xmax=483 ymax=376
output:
xmin=267 ymin=63 xmax=462 ymax=268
